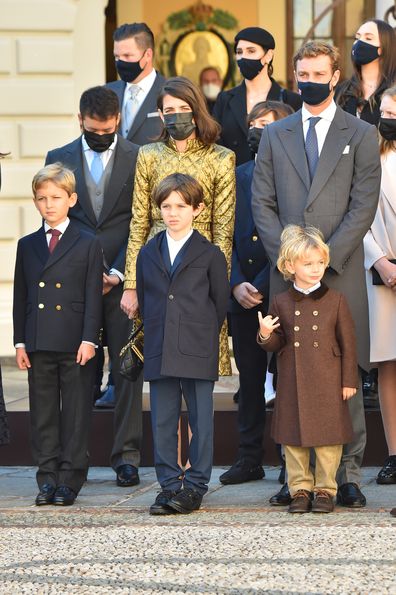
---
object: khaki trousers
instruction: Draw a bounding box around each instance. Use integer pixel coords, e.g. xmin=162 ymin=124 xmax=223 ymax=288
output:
xmin=285 ymin=444 xmax=343 ymax=497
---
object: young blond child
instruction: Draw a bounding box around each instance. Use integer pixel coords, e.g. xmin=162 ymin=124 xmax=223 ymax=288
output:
xmin=258 ymin=225 xmax=358 ymax=513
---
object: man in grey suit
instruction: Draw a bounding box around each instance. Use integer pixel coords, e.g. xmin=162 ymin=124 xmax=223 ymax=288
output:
xmin=252 ymin=41 xmax=381 ymax=507
xmin=106 ymin=22 xmax=165 ymax=146
xmin=46 ymin=86 xmax=142 ymax=489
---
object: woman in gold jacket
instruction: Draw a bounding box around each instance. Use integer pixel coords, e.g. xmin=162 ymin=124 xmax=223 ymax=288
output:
xmin=121 ymin=77 xmax=236 ymax=375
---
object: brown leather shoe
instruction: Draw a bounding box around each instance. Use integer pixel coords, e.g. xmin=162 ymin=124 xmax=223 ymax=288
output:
xmin=312 ymin=490 xmax=334 ymax=513
xmin=288 ymin=489 xmax=312 ymax=513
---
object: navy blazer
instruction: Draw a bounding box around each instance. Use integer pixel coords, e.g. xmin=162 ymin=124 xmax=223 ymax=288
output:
xmin=230 ymin=159 xmax=270 ymax=314
xmin=106 ymin=72 xmax=166 ymax=146
xmin=137 ymin=230 xmax=229 ymax=382
xmin=213 ymin=79 xmax=302 ymax=166
xmin=45 ymin=134 xmax=138 ymax=274
xmin=13 ymin=223 xmax=103 ymax=353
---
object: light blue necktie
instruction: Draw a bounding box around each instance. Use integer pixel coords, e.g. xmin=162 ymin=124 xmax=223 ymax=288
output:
xmin=305 ymin=117 xmax=321 ymax=182
xmin=91 ymin=152 xmax=103 ymax=185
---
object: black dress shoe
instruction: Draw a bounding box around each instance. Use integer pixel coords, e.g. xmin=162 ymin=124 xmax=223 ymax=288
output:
xmin=336 ymin=482 xmax=366 ymax=508
xmin=269 ymin=483 xmax=292 ymax=506
xmin=149 ymin=489 xmax=178 ymax=515
xmin=167 ymin=488 xmax=203 ymax=514
xmin=95 ymin=384 xmax=116 ymax=409
xmin=116 ymin=464 xmax=140 ymax=487
xmin=376 ymin=456 xmax=396 ymax=484
xmin=35 ymin=483 xmax=56 ymax=506
xmin=219 ymin=460 xmax=265 ymax=485
xmin=53 ymin=485 xmax=77 ymax=506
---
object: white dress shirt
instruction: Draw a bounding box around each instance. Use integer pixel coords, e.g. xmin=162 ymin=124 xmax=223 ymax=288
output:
xmin=302 ymin=101 xmax=337 ymax=155
xmin=293 ymin=281 xmax=321 ymax=295
xmin=166 ymin=229 xmax=193 ymax=265
xmin=122 ymin=68 xmax=157 ymax=120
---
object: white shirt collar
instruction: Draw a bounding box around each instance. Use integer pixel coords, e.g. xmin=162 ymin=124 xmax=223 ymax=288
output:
xmin=166 ymin=229 xmax=193 ymax=248
xmin=302 ymin=100 xmax=336 ymax=124
xmin=81 ymin=135 xmax=117 ymax=153
xmin=293 ymin=281 xmax=321 ymax=295
xmin=126 ymin=68 xmax=156 ymax=95
xmin=44 ymin=217 xmax=70 ymax=235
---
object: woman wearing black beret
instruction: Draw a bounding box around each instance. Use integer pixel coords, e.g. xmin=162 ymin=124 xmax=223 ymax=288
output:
xmin=213 ymin=27 xmax=302 ymax=166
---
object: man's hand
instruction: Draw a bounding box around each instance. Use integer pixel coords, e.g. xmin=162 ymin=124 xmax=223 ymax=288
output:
xmin=103 ymin=273 xmax=120 ymax=295
xmin=232 ymin=282 xmax=263 ymax=309
xmin=342 ymin=387 xmax=357 ymax=400
xmin=258 ymin=311 xmax=280 ymax=339
xmin=16 ymin=347 xmax=31 ymax=370
xmin=76 ymin=343 xmax=95 ymax=366
xmin=120 ymin=288 xmax=139 ymax=318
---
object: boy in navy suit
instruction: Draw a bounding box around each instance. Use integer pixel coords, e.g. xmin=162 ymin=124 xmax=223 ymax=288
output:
xmin=13 ymin=164 xmax=103 ymax=506
xmin=136 ymin=173 xmax=229 ymax=515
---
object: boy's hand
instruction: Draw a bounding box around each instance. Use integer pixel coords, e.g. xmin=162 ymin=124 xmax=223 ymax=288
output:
xmin=103 ymin=273 xmax=120 ymax=295
xmin=76 ymin=343 xmax=95 ymax=366
xmin=120 ymin=289 xmax=139 ymax=319
xmin=342 ymin=387 xmax=356 ymax=400
xmin=232 ymin=282 xmax=263 ymax=309
xmin=16 ymin=348 xmax=31 ymax=370
xmin=258 ymin=311 xmax=280 ymax=338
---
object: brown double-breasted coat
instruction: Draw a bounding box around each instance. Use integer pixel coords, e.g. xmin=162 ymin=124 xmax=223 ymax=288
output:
xmin=258 ymin=285 xmax=358 ymax=447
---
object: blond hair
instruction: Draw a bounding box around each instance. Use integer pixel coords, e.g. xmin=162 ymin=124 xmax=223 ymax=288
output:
xmin=277 ymin=224 xmax=330 ymax=281
xmin=293 ymin=41 xmax=340 ymax=74
xmin=380 ymin=85 xmax=396 ymax=156
xmin=32 ymin=163 xmax=75 ymax=197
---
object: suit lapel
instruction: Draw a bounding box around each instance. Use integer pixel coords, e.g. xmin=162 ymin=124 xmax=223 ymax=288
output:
xmin=66 ymin=139 xmax=97 ymax=226
xmin=306 ymin=107 xmax=355 ymax=208
xmin=43 ymin=224 xmax=81 ymax=271
xmin=229 ymin=83 xmax=248 ymax=137
xmin=128 ymin=73 xmax=163 ymax=140
xmin=171 ymin=231 xmax=209 ymax=282
xmin=145 ymin=231 xmax=169 ymax=275
xmin=31 ymin=227 xmax=50 ymax=266
xmin=97 ymin=137 xmax=133 ymax=225
xmin=278 ymin=112 xmax=310 ymax=191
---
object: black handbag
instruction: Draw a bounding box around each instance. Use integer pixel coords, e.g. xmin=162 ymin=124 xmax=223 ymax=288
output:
xmin=371 ymin=259 xmax=396 ymax=285
xmin=119 ymin=321 xmax=144 ymax=382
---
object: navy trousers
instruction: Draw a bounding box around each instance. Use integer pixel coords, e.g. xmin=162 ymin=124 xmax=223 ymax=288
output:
xmin=149 ymin=377 xmax=214 ymax=495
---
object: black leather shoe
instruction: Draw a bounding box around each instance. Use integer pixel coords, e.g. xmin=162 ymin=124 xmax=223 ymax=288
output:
xmin=35 ymin=483 xmax=56 ymax=506
xmin=149 ymin=490 xmax=178 ymax=515
xmin=219 ymin=460 xmax=265 ymax=485
xmin=53 ymin=485 xmax=76 ymax=506
xmin=167 ymin=488 xmax=203 ymax=513
xmin=376 ymin=456 xmax=396 ymax=484
xmin=336 ymin=482 xmax=366 ymax=508
xmin=116 ymin=464 xmax=140 ymax=487
xmin=95 ymin=385 xmax=116 ymax=409
xmin=269 ymin=483 xmax=292 ymax=506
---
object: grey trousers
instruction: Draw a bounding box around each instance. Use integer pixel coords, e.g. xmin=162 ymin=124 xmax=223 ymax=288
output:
xmin=337 ymin=375 xmax=366 ymax=486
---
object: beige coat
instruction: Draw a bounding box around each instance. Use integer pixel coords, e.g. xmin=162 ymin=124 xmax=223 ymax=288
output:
xmin=364 ymin=151 xmax=396 ymax=363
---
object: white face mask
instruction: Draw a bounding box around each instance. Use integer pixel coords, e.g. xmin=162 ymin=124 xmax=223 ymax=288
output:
xmin=201 ymin=83 xmax=222 ymax=101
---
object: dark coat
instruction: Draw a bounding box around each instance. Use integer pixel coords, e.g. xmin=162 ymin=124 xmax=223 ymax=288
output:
xmin=259 ymin=285 xmax=357 ymax=447
xmin=213 ymin=79 xmax=302 ymax=166
xmin=13 ymin=223 xmax=103 ymax=353
xmin=106 ymin=72 xmax=166 ymax=145
xmin=230 ymin=159 xmax=270 ymax=314
xmin=45 ymin=135 xmax=138 ymax=274
xmin=336 ymin=78 xmax=389 ymax=126
xmin=136 ymin=230 xmax=229 ymax=382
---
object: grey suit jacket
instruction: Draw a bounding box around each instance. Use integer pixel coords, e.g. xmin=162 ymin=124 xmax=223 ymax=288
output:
xmin=106 ymin=72 xmax=166 ymax=146
xmin=251 ymin=105 xmax=381 ymax=370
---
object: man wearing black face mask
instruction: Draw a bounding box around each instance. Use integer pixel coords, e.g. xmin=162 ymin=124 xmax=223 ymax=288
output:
xmin=106 ymin=22 xmax=166 ymax=146
xmin=252 ymin=41 xmax=381 ymax=510
xmin=45 ymin=86 xmax=143 ymax=489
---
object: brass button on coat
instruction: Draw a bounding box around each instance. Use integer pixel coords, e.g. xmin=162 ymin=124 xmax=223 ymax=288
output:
xmin=294 ymin=326 xmax=300 ymax=331
xmin=295 ymin=310 xmax=301 ymax=316
xmin=312 ymin=325 xmax=318 ymax=331
xmin=313 ymin=310 xmax=319 ymax=316
xmin=248 ymin=258 xmax=253 ymax=264
xmin=38 ymin=303 xmax=44 ymax=309
xmin=313 ymin=341 xmax=319 ymax=348
xmin=252 ymin=235 xmax=258 ymax=242
xmin=55 ymin=283 xmax=62 ymax=289
xmin=39 ymin=281 xmax=45 ymax=288
xmin=294 ymin=341 xmax=300 ymax=347
xmin=55 ymin=305 xmax=62 ymax=311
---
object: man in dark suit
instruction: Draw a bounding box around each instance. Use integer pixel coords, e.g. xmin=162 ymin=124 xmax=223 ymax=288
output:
xmin=45 ymin=86 xmax=142 ymax=488
xmin=106 ymin=22 xmax=165 ymax=146
xmin=252 ymin=41 xmax=381 ymax=507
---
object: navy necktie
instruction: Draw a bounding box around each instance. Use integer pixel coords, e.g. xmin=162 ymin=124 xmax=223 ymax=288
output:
xmin=305 ymin=117 xmax=321 ymax=182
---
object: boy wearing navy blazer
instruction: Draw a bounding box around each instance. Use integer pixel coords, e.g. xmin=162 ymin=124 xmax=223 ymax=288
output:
xmin=13 ymin=164 xmax=103 ymax=506
xmin=136 ymin=174 xmax=229 ymax=515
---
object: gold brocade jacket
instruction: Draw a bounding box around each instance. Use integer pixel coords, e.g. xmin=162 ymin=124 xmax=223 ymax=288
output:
xmin=124 ymin=138 xmax=236 ymax=375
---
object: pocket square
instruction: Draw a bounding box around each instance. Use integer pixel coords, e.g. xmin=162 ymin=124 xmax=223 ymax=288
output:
xmin=147 ymin=112 xmax=159 ymax=118
xmin=342 ymin=145 xmax=350 ymax=155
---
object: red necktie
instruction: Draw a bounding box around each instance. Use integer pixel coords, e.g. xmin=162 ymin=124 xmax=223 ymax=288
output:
xmin=47 ymin=229 xmax=62 ymax=253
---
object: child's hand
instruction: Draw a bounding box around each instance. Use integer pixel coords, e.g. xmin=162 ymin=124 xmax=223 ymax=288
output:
xmin=342 ymin=387 xmax=356 ymax=400
xmin=76 ymin=343 xmax=96 ymax=366
xmin=16 ymin=348 xmax=31 ymax=370
xmin=258 ymin=311 xmax=280 ymax=339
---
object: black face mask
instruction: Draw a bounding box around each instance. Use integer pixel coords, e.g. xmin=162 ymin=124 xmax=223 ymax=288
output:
xmin=163 ymin=112 xmax=196 ymax=141
xmin=379 ymin=118 xmax=396 ymax=141
xmin=297 ymin=80 xmax=332 ymax=106
xmin=115 ymin=56 xmax=144 ymax=83
xmin=247 ymin=127 xmax=264 ymax=153
xmin=237 ymin=57 xmax=265 ymax=81
xmin=351 ymin=39 xmax=379 ymax=66
xmin=83 ymin=129 xmax=116 ymax=153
